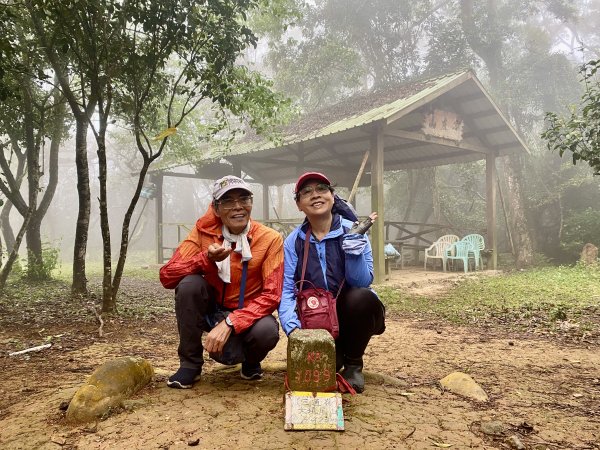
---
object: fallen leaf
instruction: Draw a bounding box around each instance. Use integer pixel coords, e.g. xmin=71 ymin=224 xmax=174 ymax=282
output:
xmin=429 ymin=437 xmax=453 ymax=448
xmin=399 ymin=392 xmax=416 ymax=397
xmin=573 ymin=393 xmax=584 ymax=398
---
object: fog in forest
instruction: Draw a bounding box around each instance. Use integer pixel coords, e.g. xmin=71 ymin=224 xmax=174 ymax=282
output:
xmin=2 ymin=0 xmax=600 ymax=274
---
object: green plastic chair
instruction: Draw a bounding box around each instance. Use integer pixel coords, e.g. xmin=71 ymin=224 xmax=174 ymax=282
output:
xmin=461 ymin=234 xmax=485 ymax=270
xmin=424 ymin=234 xmax=459 ymax=271
xmin=444 ymin=241 xmax=473 ymax=273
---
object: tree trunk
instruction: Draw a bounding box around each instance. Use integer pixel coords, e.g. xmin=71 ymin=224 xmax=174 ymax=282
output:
xmin=502 ymin=158 xmax=533 ymax=268
xmin=25 ymin=86 xmax=66 ymax=278
xmin=97 ymin=111 xmax=114 ymax=312
xmin=23 ymin=76 xmax=42 ymax=277
xmin=25 ymin=217 xmax=43 ymax=277
xmin=110 ymin=161 xmax=151 ymax=312
xmin=72 ymin=117 xmax=91 ymax=295
xmin=1 ymin=201 xmax=16 ymax=254
xmin=0 ymin=207 xmax=33 ymax=293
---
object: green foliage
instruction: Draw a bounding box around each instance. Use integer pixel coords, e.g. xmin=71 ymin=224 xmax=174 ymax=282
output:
xmin=377 ymin=264 xmax=600 ymax=335
xmin=561 ymin=208 xmax=600 ymax=260
xmin=543 ymin=60 xmax=600 ymax=174
xmin=26 ymin=243 xmax=60 ymax=280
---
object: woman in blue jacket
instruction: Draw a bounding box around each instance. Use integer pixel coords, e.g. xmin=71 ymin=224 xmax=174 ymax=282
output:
xmin=278 ymin=171 xmax=386 ymax=393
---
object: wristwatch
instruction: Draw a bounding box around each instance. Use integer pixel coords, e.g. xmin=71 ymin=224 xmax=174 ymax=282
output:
xmin=225 ymin=315 xmax=234 ymax=329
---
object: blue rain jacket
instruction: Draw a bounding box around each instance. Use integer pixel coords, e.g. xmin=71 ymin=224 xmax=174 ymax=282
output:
xmin=278 ymin=213 xmax=375 ymax=336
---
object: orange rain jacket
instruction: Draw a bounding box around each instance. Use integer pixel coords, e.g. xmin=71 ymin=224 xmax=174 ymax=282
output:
xmin=159 ymin=207 xmax=284 ymax=334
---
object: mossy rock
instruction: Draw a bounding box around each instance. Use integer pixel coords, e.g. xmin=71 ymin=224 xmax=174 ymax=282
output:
xmin=66 ymin=356 xmax=154 ymax=423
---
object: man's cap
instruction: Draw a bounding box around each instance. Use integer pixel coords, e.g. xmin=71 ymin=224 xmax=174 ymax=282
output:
xmin=294 ymin=172 xmax=332 ymax=193
xmin=212 ymin=175 xmax=252 ymax=200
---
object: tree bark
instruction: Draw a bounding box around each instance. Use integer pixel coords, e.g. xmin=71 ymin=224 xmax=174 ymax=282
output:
xmin=501 ymin=158 xmax=533 ymax=267
xmin=96 ymin=98 xmax=114 ymax=312
xmin=71 ymin=116 xmax=92 ymax=295
xmin=22 ymin=76 xmax=42 ymax=276
xmin=0 ymin=207 xmax=33 ymax=293
xmin=1 ymin=200 xmax=17 ymax=255
xmin=28 ymin=83 xmax=66 ymax=273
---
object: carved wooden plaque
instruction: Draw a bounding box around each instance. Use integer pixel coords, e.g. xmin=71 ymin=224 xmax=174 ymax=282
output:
xmin=422 ymin=109 xmax=464 ymax=141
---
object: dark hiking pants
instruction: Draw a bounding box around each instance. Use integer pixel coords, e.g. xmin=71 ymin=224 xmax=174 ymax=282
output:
xmin=175 ymin=274 xmax=279 ymax=371
xmin=336 ymin=287 xmax=386 ymax=360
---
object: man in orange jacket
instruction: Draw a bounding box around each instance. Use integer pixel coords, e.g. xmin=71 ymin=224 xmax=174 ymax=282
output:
xmin=160 ymin=175 xmax=284 ymax=389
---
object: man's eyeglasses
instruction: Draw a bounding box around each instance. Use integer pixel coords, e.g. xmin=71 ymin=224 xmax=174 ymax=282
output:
xmin=217 ymin=195 xmax=253 ymax=210
xmin=297 ymin=183 xmax=331 ymax=199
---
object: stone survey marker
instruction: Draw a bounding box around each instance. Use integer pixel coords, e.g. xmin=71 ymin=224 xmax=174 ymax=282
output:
xmin=285 ymin=329 xmax=344 ymax=431
xmin=286 ymin=329 xmax=336 ymax=391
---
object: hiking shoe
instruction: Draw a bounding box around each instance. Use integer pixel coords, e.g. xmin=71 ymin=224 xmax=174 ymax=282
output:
xmin=166 ymin=367 xmax=202 ymax=389
xmin=240 ymin=362 xmax=263 ymax=380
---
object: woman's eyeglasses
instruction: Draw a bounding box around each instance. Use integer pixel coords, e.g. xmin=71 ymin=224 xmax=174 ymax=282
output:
xmin=298 ymin=183 xmax=331 ymax=198
xmin=217 ymin=195 xmax=253 ymax=210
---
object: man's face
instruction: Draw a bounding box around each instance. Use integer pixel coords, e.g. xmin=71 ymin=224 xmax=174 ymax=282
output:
xmin=214 ymin=188 xmax=253 ymax=234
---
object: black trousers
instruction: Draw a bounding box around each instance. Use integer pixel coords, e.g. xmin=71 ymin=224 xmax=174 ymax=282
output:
xmin=336 ymin=287 xmax=386 ymax=360
xmin=174 ymin=274 xmax=279 ymax=371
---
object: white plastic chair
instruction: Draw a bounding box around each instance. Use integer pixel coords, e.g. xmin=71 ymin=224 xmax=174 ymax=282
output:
xmin=424 ymin=234 xmax=459 ymax=271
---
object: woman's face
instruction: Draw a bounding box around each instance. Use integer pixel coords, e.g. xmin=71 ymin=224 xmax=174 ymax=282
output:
xmin=295 ymin=180 xmax=334 ymax=219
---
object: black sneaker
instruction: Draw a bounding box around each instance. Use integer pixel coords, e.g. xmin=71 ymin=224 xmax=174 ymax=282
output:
xmin=166 ymin=367 xmax=202 ymax=389
xmin=240 ymin=362 xmax=263 ymax=380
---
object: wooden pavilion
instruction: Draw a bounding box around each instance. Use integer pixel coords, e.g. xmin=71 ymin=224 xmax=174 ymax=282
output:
xmin=153 ymin=70 xmax=529 ymax=282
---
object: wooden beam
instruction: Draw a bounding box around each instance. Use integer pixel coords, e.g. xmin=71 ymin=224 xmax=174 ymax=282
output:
xmin=384 ymin=129 xmax=494 ymax=155
xmin=468 ymin=76 xmax=530 ymax=154
xmin=302 ymin=133 xmax=371 ymax=152
xmin=371 ymin=125 xmax=385 ymax=284
xmin=348 ymin=151 xmax=369 ymax=203
xmin=162 ymin=171 xmax=206 ymax=179
xmin=486 ymin=154 xmax=497 ymax=269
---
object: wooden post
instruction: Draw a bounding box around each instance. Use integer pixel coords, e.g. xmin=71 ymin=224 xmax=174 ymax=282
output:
xmin=486 ymin=155 xmax=497 ymax=269
xmin=154 ymin=172 xmax=164 ymax=264
xmin=348 ymin=151 xmax=369 ymax=204
xmin=371 ymin=126 xmax=385 ymax=283
xmin=262 ymin=183 xmax=270 ymax=221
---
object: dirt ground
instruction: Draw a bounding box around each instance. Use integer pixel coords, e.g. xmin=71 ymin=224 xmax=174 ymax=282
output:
xmin=0 ymin=269 xmax=599 ymax=449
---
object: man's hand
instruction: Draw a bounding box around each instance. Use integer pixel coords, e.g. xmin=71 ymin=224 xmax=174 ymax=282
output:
xmin=204 ymin=320 xmax=232 ymax=355
xmin=207 ymin=243 xmax=233 ymax=262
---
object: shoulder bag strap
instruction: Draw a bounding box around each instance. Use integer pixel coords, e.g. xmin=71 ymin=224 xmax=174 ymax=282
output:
xmin=298 ymin=226 xmax=311 ymax=293
xmin=238 ymin=260 xmax=248 ymax=310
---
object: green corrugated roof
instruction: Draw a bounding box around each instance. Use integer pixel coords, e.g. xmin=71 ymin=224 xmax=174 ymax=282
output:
xmin=228 ymin=70 xmax=470 ymax=156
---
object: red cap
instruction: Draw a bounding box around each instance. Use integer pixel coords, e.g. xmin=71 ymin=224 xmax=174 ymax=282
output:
xmin=294 ymin=172 xmax=332 ymax=193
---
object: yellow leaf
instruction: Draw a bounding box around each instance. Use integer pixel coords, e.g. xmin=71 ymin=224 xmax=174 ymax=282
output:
xmin=152 ymin=127 xmax=177 ymax=141
xmin=429 ymin=437 xmax=453 ymax=448
xmin=399 ymin=392 xmax=415 ymax=397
